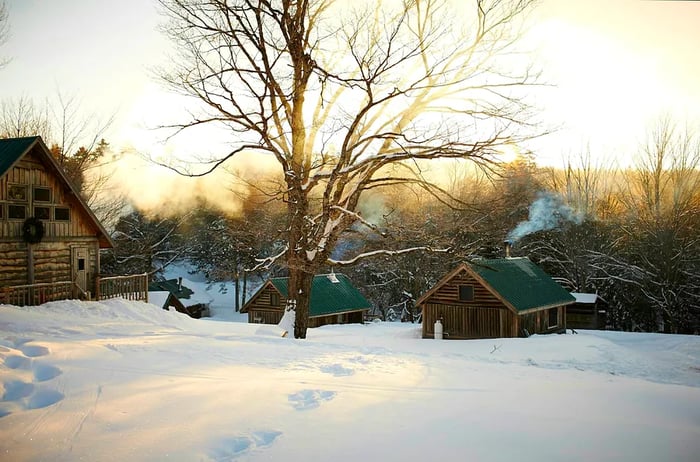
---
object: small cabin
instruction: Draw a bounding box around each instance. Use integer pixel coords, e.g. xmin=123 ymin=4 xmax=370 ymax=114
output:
xmin=148 ymin=278 xmax=210 ymax=319
xmin=416 ymin=258 xmax=576 ymax=339
xmin=241 ymin=273 xmax=371 ymax=327
xmin=1 ymin=136 xmax=114 ymax=304
xmin=567 ymin=293 xmax=606 ymax=330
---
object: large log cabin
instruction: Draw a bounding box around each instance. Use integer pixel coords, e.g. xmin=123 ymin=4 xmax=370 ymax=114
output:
xmin=0 ymin=136 xmax=114 ymax=303
xmin=241 ymin=273 xmax=372 ymax=328
xmin=416 ymin=258 xmax=576 ymax=339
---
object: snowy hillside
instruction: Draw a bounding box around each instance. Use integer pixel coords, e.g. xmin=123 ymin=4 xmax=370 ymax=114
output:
xmin=1 ymin=299 xmax=699 ymax=461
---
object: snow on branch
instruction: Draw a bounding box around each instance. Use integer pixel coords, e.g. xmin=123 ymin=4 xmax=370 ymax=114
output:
xmin=330 ymin=205 xmax=387 ymax=237
xmin=328 ymin=246 xmax=450 ymax=266
xmin=248 ymin=245 xmax=289 ymax=272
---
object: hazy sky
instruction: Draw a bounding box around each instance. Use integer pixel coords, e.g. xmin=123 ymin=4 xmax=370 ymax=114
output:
xmin=1 ymin=0 xmax=699 ymax=169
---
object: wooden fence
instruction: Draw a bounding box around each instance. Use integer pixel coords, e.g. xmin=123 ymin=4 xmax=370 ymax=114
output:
xmin=1 ymin=273 xmax=149 ymax=307
xmin=96 ymin=274 xmax=149 ymax=302
xmin=1 ymin=281 xmax=77 ymax=306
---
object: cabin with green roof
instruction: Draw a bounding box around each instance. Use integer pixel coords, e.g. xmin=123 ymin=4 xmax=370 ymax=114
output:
xmin=241 ymin=273 xmax=372 ymax=327
xmin=1 ymin=136 xmax=115 ymax=304
xmin=416 ymin=258 xmax=576 ymax=339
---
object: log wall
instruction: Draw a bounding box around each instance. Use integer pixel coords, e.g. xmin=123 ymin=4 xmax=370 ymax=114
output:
xmin=1 ymin=146 xmax=102 ymax=294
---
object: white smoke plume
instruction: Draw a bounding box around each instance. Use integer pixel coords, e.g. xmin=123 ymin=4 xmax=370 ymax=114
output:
xmin=507 ymin=191 xmax=582 ymax=242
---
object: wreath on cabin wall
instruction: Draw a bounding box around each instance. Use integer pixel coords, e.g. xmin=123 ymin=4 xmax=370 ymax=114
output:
xmin=22 ymin=217 xmax=45 ymax=244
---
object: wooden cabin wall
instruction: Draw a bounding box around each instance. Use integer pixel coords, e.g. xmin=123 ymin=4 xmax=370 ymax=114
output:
xmin=420 ymin=269 xmax=517 ymax=338
xmin=424 ymin=270 xmax=504 ymax=308
xmin=567 ymin=303 xmax=604 ymax=330
xmin=519 ymin=306 xmax=566 ymax=336
xmin=422 ymin=303 xmax=516 ymax=339
xmin=245 ymin=285 xmax=285 ymax=324
xmin=309 ymin=310 xmax=365 ymax=328
xmin=0 ymin=151 xmax=99 ymax=241
xmin=0 ymin=240 xmax=99 ymax=289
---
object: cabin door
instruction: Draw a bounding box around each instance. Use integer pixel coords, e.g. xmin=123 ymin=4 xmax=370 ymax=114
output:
xmin=72 ymin=246 xmax=89 ymax=297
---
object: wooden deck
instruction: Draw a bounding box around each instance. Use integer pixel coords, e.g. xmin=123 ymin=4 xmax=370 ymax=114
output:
xmin=1 ymin=273 xmax=149 ymax=306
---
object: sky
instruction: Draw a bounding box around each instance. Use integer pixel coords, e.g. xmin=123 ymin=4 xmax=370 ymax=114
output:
xmin=1 ymin=270 xmax=699 ymax=460
xmin=1 ymin=0 xmax=699 ymax=171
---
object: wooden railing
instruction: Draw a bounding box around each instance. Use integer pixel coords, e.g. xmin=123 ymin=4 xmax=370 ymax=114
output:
xmin=1 ymin=281 xmax=78 ymax=306
xmin=96 ymin=273 xmax=149 ymax=303
xmin=1 ymin=273 xmax=149 ymax=307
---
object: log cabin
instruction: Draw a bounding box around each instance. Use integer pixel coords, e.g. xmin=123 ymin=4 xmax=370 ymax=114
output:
xmin=241 ymin=273 xmax=372 ymax=327
xmin=567 ymin=293 xmax=606 ymax=330
xmin=0 ymin=136 xmax=114 ymax=304
xmin=416 ymin=258 xmax=576 ymax=339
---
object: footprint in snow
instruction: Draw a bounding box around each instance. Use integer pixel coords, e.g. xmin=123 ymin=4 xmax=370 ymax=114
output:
xmin=20 ymin=344 xmax=50 ymax=358
xmin=2 ymin=380 xmax=35 ymax=401
xmin=4 ymin=355 xmax=32 ymax=370
xmin=288 ymin=389 xmax=336 ymax=411
xmin=320 ymin=363 xmax=354 ymax=377
xmin=26 ymin=388 xmax=64 ymax=410
xmin=33 ymin=363 xmax=62 ymax=382
xmin=208 ymin=430 xmax=282 ymax=460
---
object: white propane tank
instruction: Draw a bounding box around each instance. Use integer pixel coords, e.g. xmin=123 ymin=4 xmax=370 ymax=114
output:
xmin=434 ymin=319 xmax=443 ymax=339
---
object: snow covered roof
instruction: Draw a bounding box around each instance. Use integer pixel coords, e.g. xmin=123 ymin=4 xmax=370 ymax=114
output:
xmin=148 ymin=291 xmax=172 ymax=310
xmin=571 ymin=293 xmax=598 ymax=304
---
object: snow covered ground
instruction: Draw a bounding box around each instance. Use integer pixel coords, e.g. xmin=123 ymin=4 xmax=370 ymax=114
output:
xmin=1 ymin=298 xmax=699 ymax=461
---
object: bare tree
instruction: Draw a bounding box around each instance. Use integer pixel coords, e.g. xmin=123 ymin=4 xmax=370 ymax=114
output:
xmin=159 ymin=0 xmax=540 ymax=338
xmin=0 ymin=1 xmax=9 ymax=68
xmin=0 ymin=96 xmax=51 ymax=139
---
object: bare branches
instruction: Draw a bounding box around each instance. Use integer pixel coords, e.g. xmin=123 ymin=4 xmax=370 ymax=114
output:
xmin=329 ymin=245 xmax=450 ymax=266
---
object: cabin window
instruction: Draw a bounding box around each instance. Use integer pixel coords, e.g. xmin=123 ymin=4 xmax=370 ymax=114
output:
xmin=54 ymin=207 xmax=70 ymax=221
xmin=270 ymin=292 xmax=280 ymax=306
xmin=459 ymin=285 xmax=474 ymax=302
xmin=8 ymin=204 xmax=26 ymax=219
xmin=34 ymin=206 xmax=51 ymax=220
xmin=33 ymin=187 xmax=51 ymax=202
xmin=548 ymin=308 xmax=558 ymax=327
xmin=8 ymin=184 xmax=27 ymax=201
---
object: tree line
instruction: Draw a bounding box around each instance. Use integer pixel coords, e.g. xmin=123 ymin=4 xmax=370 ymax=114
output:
xmin=101 ymin=117 xmax=699 ymax=334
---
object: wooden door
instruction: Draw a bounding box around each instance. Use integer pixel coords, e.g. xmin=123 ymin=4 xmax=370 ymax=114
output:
xmin=72 ymin=246 xmax=89 ymax=297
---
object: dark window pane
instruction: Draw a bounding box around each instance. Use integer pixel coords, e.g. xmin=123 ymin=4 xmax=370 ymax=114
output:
xmin=54 ymin=207 xmax=70 ymax=221
xmin=35 ymin=207 xmax=50 ymax=220
xmin=8 ymin=205 xmax=26 ymax=219
xmin=33 ymin=187 xmax=51 ymax=202
xmin=8 ymin=185 xmax=27 ymax=201
xmin=78 ymin=258 xmax=85 ymax=271
xmin=459 ymin=285 xmax=474 ymax=302
xmin=549 ymin=308 xmax=558 ymax=326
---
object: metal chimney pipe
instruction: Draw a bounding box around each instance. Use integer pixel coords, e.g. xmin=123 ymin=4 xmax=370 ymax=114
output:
xmin=503 ymin=240 xmax=512 ymax=258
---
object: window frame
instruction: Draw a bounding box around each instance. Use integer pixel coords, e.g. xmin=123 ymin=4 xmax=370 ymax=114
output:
xmin=34 ymin=206 xmax=51 ymax=220
xmin=54 ymin=206 xmax=70 ymax=222
xmin=33 ymin=186 xmax=51 ymax=202
xmin=548 ymin=307 xmax=558 ymax=328
xmin=8 ymin=204 xmax=27 ymax=220
xmin=7 ymin=184 xmax=28 ymax=201
xmin=458 ymin=284 xmax=475 ymax=302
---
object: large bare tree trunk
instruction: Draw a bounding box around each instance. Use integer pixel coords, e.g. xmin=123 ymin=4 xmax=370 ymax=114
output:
xmin=288 ymin=269 xmax=314 ymax=339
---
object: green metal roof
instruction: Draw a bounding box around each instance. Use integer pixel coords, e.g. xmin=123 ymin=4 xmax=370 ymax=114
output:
xmin=0 ymin=136 xmax=40 ymax=175
xmin=469 ymin=258 xmax=575 ymax=312
xmin=269 ymin=273 xmax=372 ymax=317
